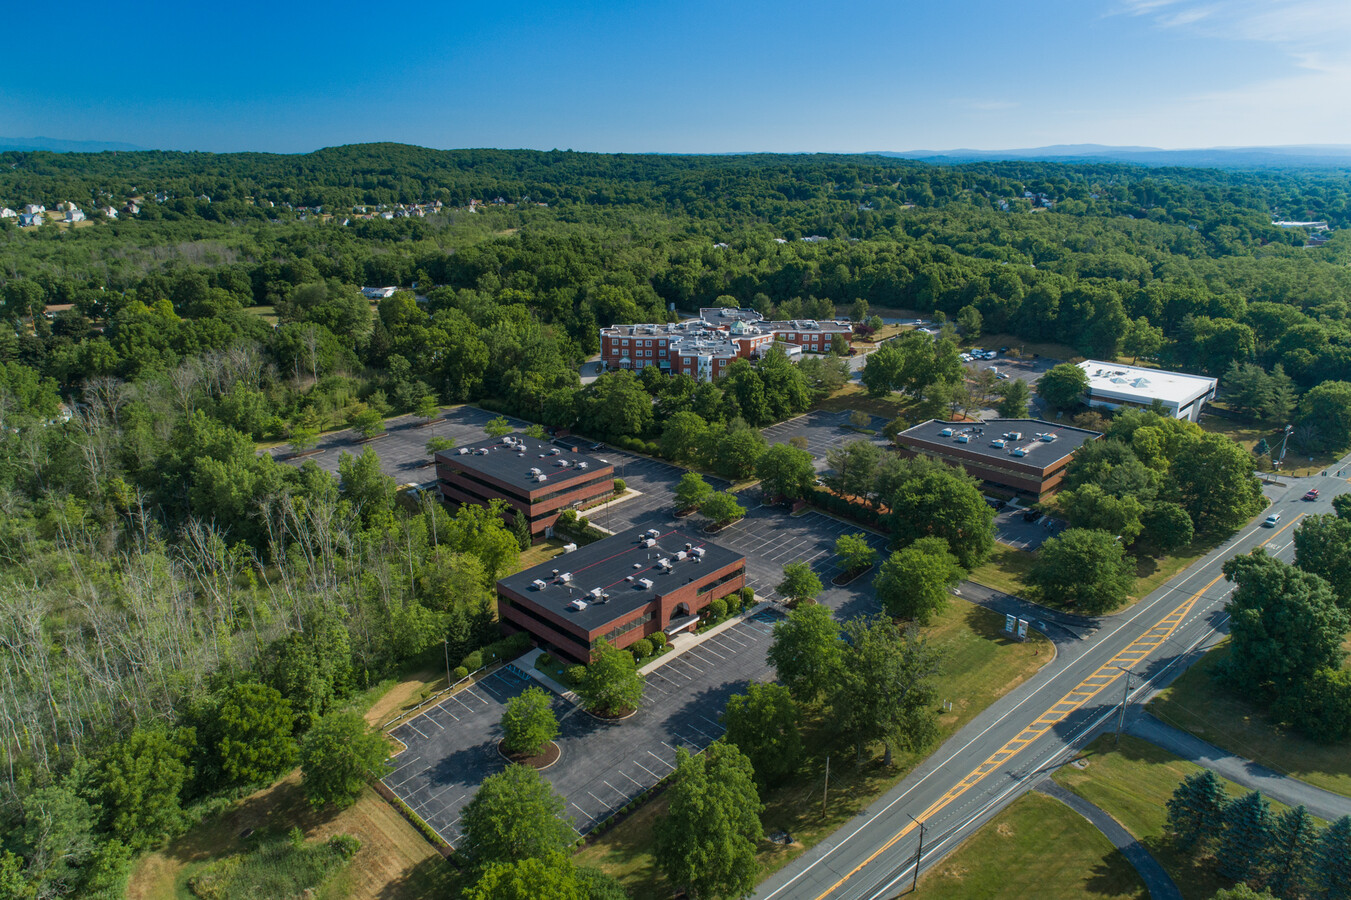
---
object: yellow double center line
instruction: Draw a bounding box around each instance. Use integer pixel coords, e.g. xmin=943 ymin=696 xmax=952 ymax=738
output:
xmin=813 ymin=513 xmax=1303 ymax=899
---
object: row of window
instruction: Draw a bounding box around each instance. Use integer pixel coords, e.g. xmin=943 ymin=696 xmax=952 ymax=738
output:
xmin=498 ymin=596 xmax=590 ymax=653
xmin=696 ymin=567 xmax=745 ymax=597
xmin=598 ymin=610 xmax=655 ymax=646
xmin=445 ymin=468 xmax=612 ymax=507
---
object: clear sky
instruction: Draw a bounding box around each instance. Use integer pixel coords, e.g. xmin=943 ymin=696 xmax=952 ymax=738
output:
xmin=4 ymin=0 xmax=1349 ymax=153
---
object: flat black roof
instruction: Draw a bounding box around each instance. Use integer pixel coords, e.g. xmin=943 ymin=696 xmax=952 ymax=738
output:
xmin=898 ymin=418 xmax=1101 ymax=468
xmin=437 ymin=433 xmax=612 ymax=490
xmin=498 ymin=526 xmax=745 ymax=631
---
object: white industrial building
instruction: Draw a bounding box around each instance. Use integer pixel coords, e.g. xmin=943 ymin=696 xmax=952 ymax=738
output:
xmin=1076 ymin=361 xmax=1218 ymax=422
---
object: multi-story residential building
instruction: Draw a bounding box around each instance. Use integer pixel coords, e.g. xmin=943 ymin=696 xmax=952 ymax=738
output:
xmin=495 ymin=526 xmax=747 ymax=663
xmin=599 ymin=308 xmax=851 ymax=381
xmin=434 ymin=433 xmax=615 ymax=542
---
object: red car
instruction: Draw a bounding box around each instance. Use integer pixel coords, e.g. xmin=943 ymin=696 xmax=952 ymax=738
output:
xmin=1303 ymin=489 xmax=1320 ymax=501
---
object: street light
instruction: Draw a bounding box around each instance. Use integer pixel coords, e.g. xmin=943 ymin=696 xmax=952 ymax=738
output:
xmin=1110 ymin=664 xmax=1136 ymax=745
xmin=1278 ymin=424 xmax=1294 ymax=469
xmin=443 ymin=638 xmax=452 ymax=689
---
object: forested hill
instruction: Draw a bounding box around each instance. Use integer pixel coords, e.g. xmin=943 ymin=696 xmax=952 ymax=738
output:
xmin=3 ymin=142 xmax=1350 ymax=227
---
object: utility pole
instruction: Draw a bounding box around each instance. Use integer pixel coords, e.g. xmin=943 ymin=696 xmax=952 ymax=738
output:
xmin=822 ymin=755 xmax=830 ymax=818
xmin=907 ymin=813 xmax=926 ymax=893
xmin=1278 ymin=423 xmax=1294 ymax=469
xmin=443 ymin=638 xmax=452 ymax=688
xmin=1112 ymin=665 xmax=1135 ymax=745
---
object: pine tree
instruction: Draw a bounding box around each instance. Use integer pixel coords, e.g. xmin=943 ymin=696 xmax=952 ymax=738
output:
xmin=1166 ymin=769 xmax=1228 ymax=853
xmin=1216 ymin=791 xmax=1276 ymax=883
xmin=1311 ymin=815 xmax=1351 ymax=900
xmin=1265 ymin=805 xmax=1318 ymax=899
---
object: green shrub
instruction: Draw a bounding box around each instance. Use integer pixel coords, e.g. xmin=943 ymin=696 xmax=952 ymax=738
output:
xmin=328 ymin=834 xmax=361 ymax=859
xmin=461 ymin=651 xmax=483 ymax=671
xmin=650 ymin=631 xmax=668 ymax=649
xmin=725 ymin=594 xmax=742 ymax=615
xmin=613 ymin=478 xmax=626 ymax=494
xmin=631 ymin=638 xmax=654 ymax=659
xmin=740 ymin=586 xmax=756 ymax=606
xmin=565 ymin=665 xmax=586 ymax=685
xmin=453 ymin=665 xmax=469 ymax=680
xmin=708 ymin=598 xmax=728 ymax=620
xmin=538 ymin=652 xmax=555 ymax=668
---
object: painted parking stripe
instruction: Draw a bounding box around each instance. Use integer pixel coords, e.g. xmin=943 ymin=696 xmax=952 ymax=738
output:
xmin=603 ymin=780 xmax=628 ymax=799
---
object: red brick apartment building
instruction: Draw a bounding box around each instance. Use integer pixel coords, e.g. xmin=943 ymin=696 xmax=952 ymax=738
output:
xmin=435 ymin=434 xmax=615 ymax=541
xmin=895 ymin=419 xmax=1102 ymax=501
xmin=600 ymin=308 xmax=852 ymax=381
xmin=495 ymin=527 xmax=747 ymax=664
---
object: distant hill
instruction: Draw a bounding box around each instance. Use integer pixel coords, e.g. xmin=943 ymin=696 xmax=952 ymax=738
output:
xmin=871 ymin=144 xmax=1351 ymax=169
xmin=0 ymin=136 xmax=146 ymax=153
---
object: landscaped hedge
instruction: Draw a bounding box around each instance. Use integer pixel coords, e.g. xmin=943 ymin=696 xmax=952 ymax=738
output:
xmin=805 ymin=487 xmax=886 ymax=528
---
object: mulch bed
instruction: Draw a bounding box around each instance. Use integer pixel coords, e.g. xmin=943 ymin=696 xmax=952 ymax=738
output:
xmin=831 ymin=564 xmax=874 ymax=586
xmin=497 ymin=739 xmax=562 ymax=769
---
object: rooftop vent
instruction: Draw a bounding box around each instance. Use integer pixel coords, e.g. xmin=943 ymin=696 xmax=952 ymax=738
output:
xmin=633 ymin=562 xmax=643 ymax=569
xmin=626 ymin=575 xmax=635 ymax=582
xmin=568 ymin=599 xmax=588 ymax=611
xmin=646 ymin=529 xmax=661 ymax=539
xmin=531 ymin=579 xmax=547 ymax=590
xmin=589 ymin=587 xmax=604 ymax=599
xmin=562 ymin=543 xmax=577 ymax=553
xmin=638 ymin=578 xmax=654 ymax=590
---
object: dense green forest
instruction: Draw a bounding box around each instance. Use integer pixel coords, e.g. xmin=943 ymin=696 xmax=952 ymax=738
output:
xmin=2 ymin=146 xmax=1351 ymax=898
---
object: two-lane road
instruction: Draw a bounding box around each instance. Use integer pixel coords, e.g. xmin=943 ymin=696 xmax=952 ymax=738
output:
xmin=758 ymin=463 xmax=1351 ymax=900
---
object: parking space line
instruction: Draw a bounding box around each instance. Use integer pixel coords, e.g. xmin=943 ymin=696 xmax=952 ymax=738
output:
xmin=635 ymin=760 xmax=662 ymax=779
xmin=648 ymin=750 xmax=673 ymax=769
xmin=620 ymin=770 xmax=645 ymax=788
xmin=603 ymin=780 xmax=628 ymax=799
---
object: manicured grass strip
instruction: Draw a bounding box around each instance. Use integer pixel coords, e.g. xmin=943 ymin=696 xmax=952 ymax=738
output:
xmin=1052 ymin=733 xmax=1319 ymax=900
xmin=1148 ymin=643 xmax=1351 ymax=799
xmin=575 ymin=600 xmax=1052 ymax=895
xmin=967 ymin=542 xmax=1034 ymax=597
xmin=916 ymin=791 xmax=1146 ymax=900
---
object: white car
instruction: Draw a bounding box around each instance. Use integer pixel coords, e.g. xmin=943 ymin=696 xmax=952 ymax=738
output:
xmin=1263 ymin=513 xmax=1281 ymax=527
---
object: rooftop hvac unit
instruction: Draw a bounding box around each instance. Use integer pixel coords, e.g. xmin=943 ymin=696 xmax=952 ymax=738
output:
xmin=557 ymin=459 xmax=570 ymax=467
xmin=536 ymin=474 xmax=548 ymax=482
xmin=562 ymin=543 xmax=577 ymax=553
xmin=626 ymin=575 xmax=635 ymax=582
xmin=1011 ymin=448 xmax=1027 ymax=457
xmin=643 ymin=538 xmax=657 ymax=548
xmin=646 ymin=528 xmax=661 ymax=539
xmin=991 ymin=439 xmax=1006 ymax=448
xmin=955 ymin=435 xmax=970 ymax=443
xmin=531 ymin=579 xmax=547 ymax=590
xmin=558 ymin=572 xmax=572 ymax=583
xmin=638 ymin=578 xmax=654 ymax=590
xmin=676 ymin=550 xmax=687 ymax=560
xmin=1008 ymin=432 xmax=1022 ymax=441
xmin=657 ymin=558 xmax=672 ymax=569
xmin=551 ymin=568 xmax=560 ymax=576
xmin=589 ymin=587 xmax=604 ymax=599
xmin=692 ymin=547 xmax=706 ymax=558
xmin=529 ymin=467 xmax=541 ymax=476
xmin=569 ymin=599 xmax=588 ymax=611
xmin=457 ymin=448 xmax=469 ymax=455
xmin=684 ymin=543 xmax=693 ymax=551
xmin=1040 ymin=433 xmax=1058 ymax=442
xmin=633 ymin=562 xmax=643 ymax=569
xmin=939 ymin=428 xmax=954 ymax=437
xmin=578 ymin=462 xmax=588 ymax=469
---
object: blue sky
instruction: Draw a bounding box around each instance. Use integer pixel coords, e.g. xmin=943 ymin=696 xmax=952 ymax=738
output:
xmin=3 ymin=0 xmax=1349 ymax=153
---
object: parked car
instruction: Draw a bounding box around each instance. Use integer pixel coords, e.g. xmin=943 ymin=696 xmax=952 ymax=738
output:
xmin=1303 ymin=489 xmax=1320 ymax=501
xmin=1263 ymin=513 xmax=1282 ymax=527
xmin=1023 ymin=508 xmax=1042 ymax=523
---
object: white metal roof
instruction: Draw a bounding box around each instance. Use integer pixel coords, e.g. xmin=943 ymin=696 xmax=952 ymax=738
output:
xmin=1077 ymin=360 xmax=1217 ymax=408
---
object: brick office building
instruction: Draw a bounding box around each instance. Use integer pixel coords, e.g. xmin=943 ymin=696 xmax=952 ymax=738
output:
xmin=495 ymin=527 xmax=747 ymax=664
xmin=895 ymin=418 xmax=1102 ymax=501
xmin=435 ymin=434 xmax=615 ymax=541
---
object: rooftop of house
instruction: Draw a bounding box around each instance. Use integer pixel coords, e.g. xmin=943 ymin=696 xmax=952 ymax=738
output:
xmin=498 ymin=526 xmax=745 ymax=631
xmin=436 ymin=433 xmax=613 ymax=491
xmin=897 ymin=418 xmax=1102 ymax=468
xmin=1077 ymin=360 xmax=1218 ymax=406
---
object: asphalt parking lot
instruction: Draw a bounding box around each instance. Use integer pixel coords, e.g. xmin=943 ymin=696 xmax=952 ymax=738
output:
xmin=382 ymin=613 xmax=779 ymax=846
xmin=761 ymin=409 xmax=891 ymax=470
xmin=268 ymin=406 xmax=533 ymax=484
xmin=713 ymin=505 xmax=887 ymax=619
xmin=992 ymin=506 xmax=1065 ymax=551
xmin=577 ymin=448 xmax=726 ymax=533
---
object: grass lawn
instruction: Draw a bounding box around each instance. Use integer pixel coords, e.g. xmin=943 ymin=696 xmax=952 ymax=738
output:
xmin=126 ymin=773 xmax=461 ymax=900
xmin=519 ymin=538 xmax=568 ymax=571
xmin=973 ymin=332 xmax=1081 ymax=362
xmin=967 ymin=540 xmax=1215 ymax=615
xmin=967 ymin=542 xmax=1034 ymax=597
xmin=813 ymin=382 xmax=915 ymax=423
xmin=1149 ymin=643 xmax=1351 ymax=799
xmin=917 ymin=791 xmax=1146 ymax=900
xmin=575 ymin=599 xmax=1053 ymax=896
xmin=1199 ymin=411 xmax=1343 ymax=477
xmin=1052 ymin=733 xmax=1318 ymax=900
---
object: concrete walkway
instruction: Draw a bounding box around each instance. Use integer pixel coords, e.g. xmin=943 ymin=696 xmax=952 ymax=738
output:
xmin=1037 ymin=781 xmax=1182 ymax=900
xmin=1128 ymin=713 xmax=1351 ymax=822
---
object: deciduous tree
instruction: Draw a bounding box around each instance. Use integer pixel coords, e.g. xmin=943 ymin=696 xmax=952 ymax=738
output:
xmin=699 ymin=491 xmax=745 ymax=527
xmin=829 ymin=615 xmax=941 ymax=765
xmin=1036 ymin=362 xmax=1089 ymax=410
xmin=576 ymin=640 xmax=644 ymax=716
xmin=768 ymin=602 xmax=841 ymax=703
xmin=674 ymin=471 xmax=713 ymax=512
xmin=655 ymin=744 xmax=763 ymax=900
xmin=875 ymin=537 xmax=964 ymax=624
xmin=298 ymin=711 xmax=392 ymax=809
xmin=1027 ymin=528 xmax=1135 ymax=614
xmin=1293 ymin=513 xmax=1351 ymax=609
xmin=756 ymin=443 xmax=816 ymax=503
xmin=834 ymin=532 xmax=877 ymax=574
xmin=501 ymin=686 xmax=559 ymax=756
xmin=459 ymin=765 xmax=574 ymax=873
xmin=721 ymin=682 xmax=803 ymax=788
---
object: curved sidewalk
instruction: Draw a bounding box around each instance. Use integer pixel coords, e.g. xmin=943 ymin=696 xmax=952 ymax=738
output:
xmin=1127 ymin=714 xmax=1351 ymax=822
xmin=1036 ymin=781 xmax=1182 ymax=900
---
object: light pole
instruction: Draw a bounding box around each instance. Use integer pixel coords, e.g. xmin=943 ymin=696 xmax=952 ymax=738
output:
xmin=443 ymin=638 xmax=452 ymax=688
xmin=907 ymin=813 xmax=927 ymax=893
xmin=1111 ymin=664 xmax=1136 ymax=745
xmin=1278 ymin=424 xmax=1294 ymax=469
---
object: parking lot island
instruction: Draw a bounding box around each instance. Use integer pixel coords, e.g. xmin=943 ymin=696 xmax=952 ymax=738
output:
xmin=435 ymin=432 xmax=615 ymax=541
xmin=496 ymin=526 xmax=747 ymax=663
xmin=895 ymin=418 xmax=1102 ymax=501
